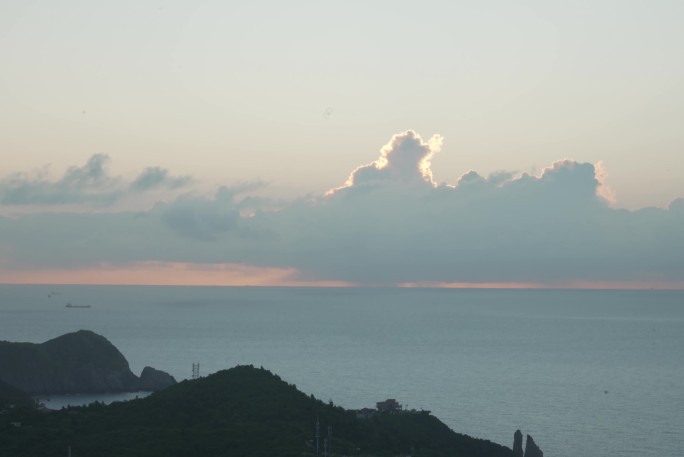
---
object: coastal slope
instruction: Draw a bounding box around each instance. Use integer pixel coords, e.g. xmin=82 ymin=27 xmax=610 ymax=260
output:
xmin=0 ymin=365 xmax=517 ymax=457
xmin=0 ymin=379 xmax=34 ymax=410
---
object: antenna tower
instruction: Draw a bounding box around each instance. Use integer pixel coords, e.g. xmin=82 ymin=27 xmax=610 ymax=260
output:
xmin=192 ymin=362 xmax=200 ymax=380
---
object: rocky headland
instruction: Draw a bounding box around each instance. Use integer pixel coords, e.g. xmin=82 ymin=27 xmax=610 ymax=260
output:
xmin=0 ymin=330 xmax=176 ymax=395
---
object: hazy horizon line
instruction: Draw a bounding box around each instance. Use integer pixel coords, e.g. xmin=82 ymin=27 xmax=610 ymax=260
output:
xmin=2 ymin=281 xmax=683 ymax=291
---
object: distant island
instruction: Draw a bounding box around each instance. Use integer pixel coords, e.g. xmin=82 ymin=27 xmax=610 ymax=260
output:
xmin=0 ymin=330 xmax=176 ymax=394
xmin=0 ymin=331 xmax=545 ymax=456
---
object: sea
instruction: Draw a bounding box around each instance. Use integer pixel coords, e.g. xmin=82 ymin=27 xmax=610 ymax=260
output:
xmin=1 ymin=285 xmax=682 ymax=457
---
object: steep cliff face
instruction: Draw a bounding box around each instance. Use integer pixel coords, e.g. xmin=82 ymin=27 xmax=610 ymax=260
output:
xmin=0 ymin=330 xmax=176 ymax=395
xmin=524 ymin=434 xmax=543 ymax=457
xmin=513 ymin=430 xmax=544 ymax=457
xmin=513 ymin=429 xmax=524 ymax=457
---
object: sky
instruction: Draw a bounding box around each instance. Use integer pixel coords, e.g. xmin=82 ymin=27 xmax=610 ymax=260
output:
xmin=1 ymin=1 xmax=683 ymax=287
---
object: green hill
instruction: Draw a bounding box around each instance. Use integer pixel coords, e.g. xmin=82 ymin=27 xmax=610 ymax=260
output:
xmin=0 ymin=365 xmax=516 ymax=457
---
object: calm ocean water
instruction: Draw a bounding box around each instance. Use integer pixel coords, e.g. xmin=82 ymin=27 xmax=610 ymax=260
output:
xmin=1 ymin=285 xmax=682 ymax=457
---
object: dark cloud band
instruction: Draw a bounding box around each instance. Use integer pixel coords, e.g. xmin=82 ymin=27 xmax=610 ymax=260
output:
xmin=1 ymin=131 xmax=683 ymax=286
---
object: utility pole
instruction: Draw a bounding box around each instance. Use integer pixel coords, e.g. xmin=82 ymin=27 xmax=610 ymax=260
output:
xmin=328 ymin=426 xmax=332 ymax=456
xmin=316 ymin=417 xmax=320 ymax=456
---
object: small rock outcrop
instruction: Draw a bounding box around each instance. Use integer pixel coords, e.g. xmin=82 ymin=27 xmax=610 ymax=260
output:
xmin=513 ymin=429 xmax=524 ymax=457
xmin=138 ymin=366 xmax=176 ymax=391
xmin=0 ymin=330 xmax=176 ymax=395
xmin=524 ymin=434 xmax=543 ymax=457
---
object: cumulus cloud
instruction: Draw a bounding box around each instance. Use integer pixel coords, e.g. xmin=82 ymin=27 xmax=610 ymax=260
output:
xmin=129 ymin=167 xmax=191 ymax=192
xmin=331 ymin=130 xmax=443 ymax=192
xmin=155 ymin=187 xmax=240 ymax=241
xmin=0 ymin=155 xmax=191 ymax=207
xmin=670 ymin=198 xmax=684 ymax=212
xmin=0 ymin=154 xmax=119 ymax=206
xmin=1 ymin=131 xmax=683 ymax=287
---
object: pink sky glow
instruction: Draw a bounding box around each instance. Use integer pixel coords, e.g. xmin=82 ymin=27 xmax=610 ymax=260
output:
xmin=2 ymin=262 xmax=683 ymax=289
xmin=0 ymin=262 xmax=354 ymax=287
